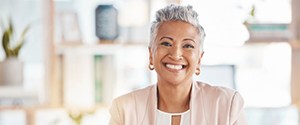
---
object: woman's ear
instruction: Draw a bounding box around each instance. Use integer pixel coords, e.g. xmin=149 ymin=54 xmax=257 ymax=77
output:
xmin=148 ymin=47 xmax=153 ymax=64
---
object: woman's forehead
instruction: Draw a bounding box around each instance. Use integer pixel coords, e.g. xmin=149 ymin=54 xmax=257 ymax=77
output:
xmin=155 ymin=21 xmax=200 ymax=41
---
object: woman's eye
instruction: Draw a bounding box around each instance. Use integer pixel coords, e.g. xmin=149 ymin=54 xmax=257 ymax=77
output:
xmin=183 ymin=44 xmax=195 ymax=48
xmin=160 ymin=42 xmax=172 ymax=47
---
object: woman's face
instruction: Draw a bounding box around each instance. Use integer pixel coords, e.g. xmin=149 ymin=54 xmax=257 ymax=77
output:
xmin=149 ymin=21 xmax=203 ymax=85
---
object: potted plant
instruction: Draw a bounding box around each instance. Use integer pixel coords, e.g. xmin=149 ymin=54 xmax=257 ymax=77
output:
xmin=0 ymin=19 xmax=29 ymax=86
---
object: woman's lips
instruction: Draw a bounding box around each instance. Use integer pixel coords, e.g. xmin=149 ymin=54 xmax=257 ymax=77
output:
xmin=164 ymin=63 xmax=186 ymax=70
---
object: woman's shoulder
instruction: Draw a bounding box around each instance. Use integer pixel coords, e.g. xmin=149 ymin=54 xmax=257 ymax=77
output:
xmin=194 ymin=81 xmax=245 ymax=109
xmin=109 ymin=85 xmax=156 ymax=124
xmin=193 ymin=81 xmax=246 ymax=124
xmin=194 ymin=81 xmax=239 ymax=99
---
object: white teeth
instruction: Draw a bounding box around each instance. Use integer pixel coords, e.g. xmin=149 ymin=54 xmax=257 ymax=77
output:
xmin=166 ymin=64 xmax=183 ymax=70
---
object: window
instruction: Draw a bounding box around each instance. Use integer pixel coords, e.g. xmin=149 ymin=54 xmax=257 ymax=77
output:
xmin=202 ymin=43 xmax=291 ymax=107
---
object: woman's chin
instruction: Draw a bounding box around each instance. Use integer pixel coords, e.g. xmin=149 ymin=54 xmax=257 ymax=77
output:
xmin=158 ymin=76 xmax=192 ymax=87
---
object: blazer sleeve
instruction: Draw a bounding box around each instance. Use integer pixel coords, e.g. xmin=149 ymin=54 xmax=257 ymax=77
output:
xmin=230 ymin=92 xmax=248 ymax=125
xmin=109 ymin=99 xmax=123 ymax=125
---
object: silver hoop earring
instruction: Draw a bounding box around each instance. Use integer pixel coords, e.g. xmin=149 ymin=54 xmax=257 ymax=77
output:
xmin=148 ymin=64 xmax=154 ymax=70
xmin=195 ymin=68 xmax=200 ymax=75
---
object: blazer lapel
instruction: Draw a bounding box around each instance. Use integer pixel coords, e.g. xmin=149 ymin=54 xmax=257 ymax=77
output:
xmin=139 ymin=84 xmax=157 ymax=125
xmin=190 ymin=81 xmax=207 ymax=125
xmin=138 ymin=82 xmax=207 ymax=125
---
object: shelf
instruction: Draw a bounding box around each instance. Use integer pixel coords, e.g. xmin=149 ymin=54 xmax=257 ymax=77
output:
xmin=0 ymin=86 xmax=37 ymax=99
xmin=0 ymin=86 xmax=38 ymax=106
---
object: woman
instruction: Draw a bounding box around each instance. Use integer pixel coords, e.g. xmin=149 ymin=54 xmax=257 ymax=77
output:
xmin=109 ymin=4 xmax=247 ymax=125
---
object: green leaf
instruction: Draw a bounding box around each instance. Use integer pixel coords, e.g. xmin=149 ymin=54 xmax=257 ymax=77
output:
xmin=13 ymin=24 xmax=30 ymax=56
xmin=2 ymin=28 xmax=11 ymax=57
xmin=1 ymin=19 xmax=30 ymax=58
xmin=13 ymin=40 xmax=24 ymax=56
xmin=21 ymin=24 xmax=30 ymax=37
xmin=6 ymin=49 xmax=15 ymax=58
xmin=250 ymin=5 xmax=255 ymax=17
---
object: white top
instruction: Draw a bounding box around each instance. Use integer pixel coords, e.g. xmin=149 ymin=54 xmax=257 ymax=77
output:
xmin=156 ymin=109 xmax=190 ymax=125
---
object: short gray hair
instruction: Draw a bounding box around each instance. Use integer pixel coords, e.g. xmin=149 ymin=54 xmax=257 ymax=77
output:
xmin=149 ymin=4 xmax=206 ymax=51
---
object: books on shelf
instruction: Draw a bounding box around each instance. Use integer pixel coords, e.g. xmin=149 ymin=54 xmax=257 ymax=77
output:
xmin=94 ymin=55 xmax=103 ymax=103
xmin=63 ymin=52 xmax=95 ymax=108
xmin=60 ymin=45 xmax=151 ymax=108
xmin=94 ymin=55 xmax=116 ymax=105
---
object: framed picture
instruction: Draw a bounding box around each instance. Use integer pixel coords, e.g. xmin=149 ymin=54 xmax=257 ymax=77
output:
xmin=59 ymin=12 xmax=82 ymax=45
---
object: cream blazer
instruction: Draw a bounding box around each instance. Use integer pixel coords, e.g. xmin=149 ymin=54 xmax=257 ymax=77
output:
xmin=109 ymin=81 xmax=247 ymax=125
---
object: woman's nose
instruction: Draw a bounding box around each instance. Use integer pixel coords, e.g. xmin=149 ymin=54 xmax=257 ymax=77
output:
xmin=168 ymin=46 xmax=183 ymax=60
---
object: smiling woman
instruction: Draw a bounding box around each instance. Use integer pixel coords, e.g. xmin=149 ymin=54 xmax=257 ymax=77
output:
xmin=109 ymin=4 xmax=247 ymax=125
xmin=149 ymin=21 xmax=202 ymax=87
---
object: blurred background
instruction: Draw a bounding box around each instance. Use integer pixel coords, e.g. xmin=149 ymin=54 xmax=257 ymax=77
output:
xmin=0 ymin=0 xmax=300 ymax=125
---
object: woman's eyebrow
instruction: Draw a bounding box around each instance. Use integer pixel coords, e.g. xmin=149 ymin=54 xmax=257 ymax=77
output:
xmin=159 ymin=37 xmax=196 ymax=43
xmin=183 ymin=38 xmax=196 ymax=43
xmin=160 ymin=36 xmax=173 ymax=41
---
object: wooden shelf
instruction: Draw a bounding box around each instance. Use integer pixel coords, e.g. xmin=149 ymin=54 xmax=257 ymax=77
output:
xmin=0 ymin=86 xmax=37 ymax=99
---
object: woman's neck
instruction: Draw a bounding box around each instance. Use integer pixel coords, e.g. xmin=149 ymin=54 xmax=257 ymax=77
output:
xmin=157 ymin=80 xmax=192 ymax=113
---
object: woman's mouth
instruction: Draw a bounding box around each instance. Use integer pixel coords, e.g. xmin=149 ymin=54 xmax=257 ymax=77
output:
xmin=165 ymin=63 xmax=186 ymax=70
